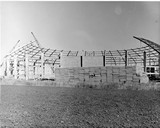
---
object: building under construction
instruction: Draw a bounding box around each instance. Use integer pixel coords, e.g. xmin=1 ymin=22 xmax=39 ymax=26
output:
xmin=0 ymin=33 xmax=160 ymax=84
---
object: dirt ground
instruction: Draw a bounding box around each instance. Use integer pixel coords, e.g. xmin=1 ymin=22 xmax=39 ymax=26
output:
xmin=1 ymin=85 xmax=160 ymax=128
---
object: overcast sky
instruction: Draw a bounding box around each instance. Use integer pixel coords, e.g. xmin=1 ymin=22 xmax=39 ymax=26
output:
xmin=0 ymin=2 xmax=160 ymax=63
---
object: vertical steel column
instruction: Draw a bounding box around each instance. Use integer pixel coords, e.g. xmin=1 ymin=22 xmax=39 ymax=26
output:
xmin=41 ymin=52 xmax=44 ymax=78
xmin=25 ymin=54 xmax=29 ymax=80
xmin=158 ymin=54 xmax=160 ymax=76
xmin=125 ymin=50 xmax=128 ymax=67
xmin=149 ymin=49 xmax=151 ymax=66
xmin=143 ymin=51 xmax=146 ymax=72
xmin=14 ymin=55 xmax=18 ymax=79
xmin=4 ymin=59 xmax=7 ymax=76
xmin=103 ymin=50 xmax=106 ymax=67
xmin=80 ymin=56 xmax=83 ymax=67
xmin=33 ymin=62 xmax=36 ymax=79
xmin=7 ymin=57 xmax=11 ymax=77
xmin=60 ymin=52 xmax=63 ymax=67
xmin=103 ymin=56 xmax=105 ymax=67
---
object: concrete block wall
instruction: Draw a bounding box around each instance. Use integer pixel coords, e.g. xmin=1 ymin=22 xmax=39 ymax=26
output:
xmin=55 ymin=66 xmax=144 ymax=87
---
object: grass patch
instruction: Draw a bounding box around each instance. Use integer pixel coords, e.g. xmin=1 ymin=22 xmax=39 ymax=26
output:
xmin=1 ymin=85 xmax=160 ymax=127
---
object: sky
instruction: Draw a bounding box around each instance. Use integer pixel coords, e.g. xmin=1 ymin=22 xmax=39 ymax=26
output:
xmin=0 ymin=1 xmax=160 ymax=63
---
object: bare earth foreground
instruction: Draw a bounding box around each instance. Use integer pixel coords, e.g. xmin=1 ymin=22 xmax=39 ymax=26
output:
xmin=1 ymin=85 xmax=160 ymax=128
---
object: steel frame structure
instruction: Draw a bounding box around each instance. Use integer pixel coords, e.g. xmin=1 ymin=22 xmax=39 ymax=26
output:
xmin=0 ymin=35 xmax=160 ymax=80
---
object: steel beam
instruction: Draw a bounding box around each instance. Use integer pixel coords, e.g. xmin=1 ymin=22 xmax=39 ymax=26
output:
xmin=14 ymin=55 xmax=18 ymax=79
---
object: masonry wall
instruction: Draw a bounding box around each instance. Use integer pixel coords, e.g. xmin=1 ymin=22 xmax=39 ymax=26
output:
xmin=55 ymin=66 xmax=144 ymax=88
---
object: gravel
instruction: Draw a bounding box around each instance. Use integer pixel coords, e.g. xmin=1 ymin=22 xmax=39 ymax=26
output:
xmin=1 ymin=85 xmax=160 ymax=127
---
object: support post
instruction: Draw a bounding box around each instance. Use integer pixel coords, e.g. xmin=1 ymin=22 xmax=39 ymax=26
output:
xmin=33 ymin=62 xmax=36 ymax=79
xmin=143 ymin=51 xmax=146 ymax=72
xmin=80 ymin=56 xmax=83 ymax=67
xmin=4 ymin=59 xmax=7 ymax=76
xmin=103 ymin=50 xmax=106 ymax=67
xmin=149 ymin=49 xmax=151 ymax=66
xmin=41 ymin=52 xmax=44 ymax=78
xmin=158 ymin=54 xmax=160 ymax=76
xmin=14 ymin=55 xmax=18 ymax=79
xmin=125 ymin=50 xmax=128 ymax=67
xmin=59 ymin=52 xmax=63 ymax=67
xmin=103 ymin=56 xmax=105 ymax=67
xmin=7 ymin=57 xmax=11 ymax=77
xmin=25 ymin=54 xmax=29 ymax=80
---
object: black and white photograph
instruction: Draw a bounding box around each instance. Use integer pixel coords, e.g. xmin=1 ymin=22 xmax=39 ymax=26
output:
xmin=0 ymin=1 xmax=160 ymax=127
